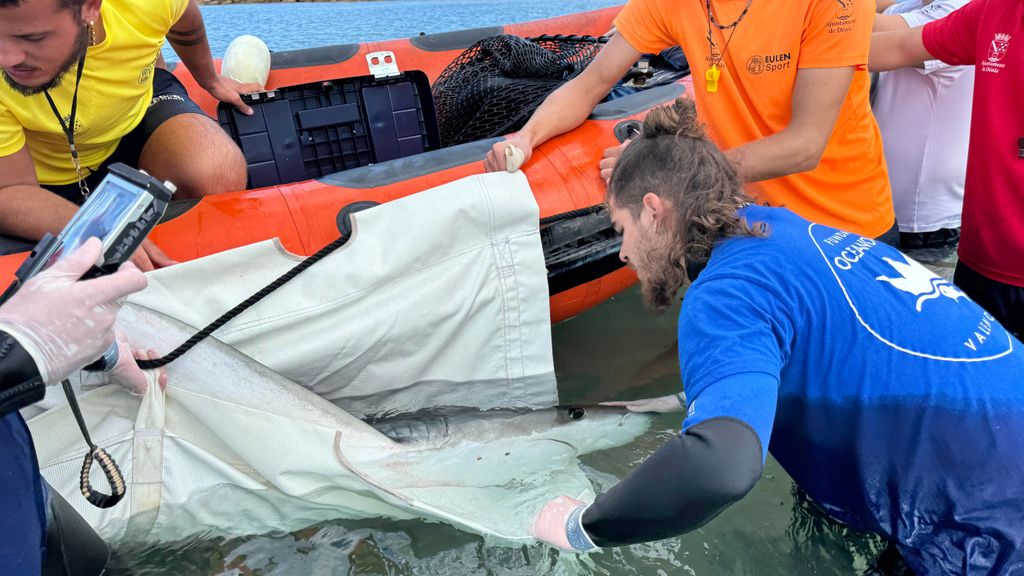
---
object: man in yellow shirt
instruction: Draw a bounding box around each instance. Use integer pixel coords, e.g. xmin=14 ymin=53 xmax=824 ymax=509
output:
xmin=484 ymin=0 xmax=895 ymax=241
xmin=0 ymin=0 xmax=259 ymax=270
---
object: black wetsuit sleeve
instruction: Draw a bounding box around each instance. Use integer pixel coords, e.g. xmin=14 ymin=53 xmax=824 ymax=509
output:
xmin=581 ymin=416 xmax=764 ymax=547
xmin=0 ymin=331 xmax=45 ymax=417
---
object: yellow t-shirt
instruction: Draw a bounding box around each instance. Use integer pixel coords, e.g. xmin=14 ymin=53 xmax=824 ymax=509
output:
xmin=615 ymin=0 xmax=894 ymax=238
xmin=0 ymin=0 xmax=189 ymax=185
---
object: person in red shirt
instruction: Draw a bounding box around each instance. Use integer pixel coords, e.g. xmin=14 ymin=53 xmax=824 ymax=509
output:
xmin=871 ymin=0 xmax=1024 ymax=337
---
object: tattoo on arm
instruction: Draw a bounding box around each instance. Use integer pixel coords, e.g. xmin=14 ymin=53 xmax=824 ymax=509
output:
xmin=167 ymin=22 xmax=207 ymax=47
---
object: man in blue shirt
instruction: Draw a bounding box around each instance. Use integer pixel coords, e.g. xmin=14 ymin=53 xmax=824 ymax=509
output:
xmin=531 ymin=98 xmax=1024 ymax=575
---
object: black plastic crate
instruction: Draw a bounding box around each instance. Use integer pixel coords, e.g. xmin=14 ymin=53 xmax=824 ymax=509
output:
xmin=218 ymin=71 xmax=441 ymax=188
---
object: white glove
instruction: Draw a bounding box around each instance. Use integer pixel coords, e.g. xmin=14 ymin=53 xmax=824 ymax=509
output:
xmin=0 ymin=237 xmax=147 ymax=384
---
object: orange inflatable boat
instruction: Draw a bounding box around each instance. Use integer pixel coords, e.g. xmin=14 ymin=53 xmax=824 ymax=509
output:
xmin=0 ymin=6 xmax=692 ymax=323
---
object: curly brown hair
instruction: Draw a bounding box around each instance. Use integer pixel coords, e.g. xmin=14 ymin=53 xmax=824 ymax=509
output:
xmin=607 ymin=97 xmax=766 ymax=308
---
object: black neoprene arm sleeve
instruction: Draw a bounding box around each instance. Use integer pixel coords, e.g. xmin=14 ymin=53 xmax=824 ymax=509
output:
xmin=0 ymin=331 xmax=45 ymax=417
xmin=581 ymin=416 xmax=765 ymax=547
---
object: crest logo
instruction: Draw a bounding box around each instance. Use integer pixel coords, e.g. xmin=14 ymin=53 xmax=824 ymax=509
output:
xmin=59 ymin=115 xmax=85 ymax=140
xmin=988 ymin=33 xmax=1010 ymax=63
xmin=704 ymin=41 xmax=723 ymax=69
xmin=875 ymin=257 xmax=967 ymax=312
xmin=835 ymin=0 xmax=853 ymax=21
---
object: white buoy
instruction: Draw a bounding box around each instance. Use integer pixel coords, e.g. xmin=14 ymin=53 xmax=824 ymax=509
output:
xmin=221 ymin=35 xmax=271 ymax=90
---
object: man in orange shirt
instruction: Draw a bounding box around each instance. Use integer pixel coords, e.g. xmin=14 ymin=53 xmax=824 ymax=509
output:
xmin=484 ymin=0 xmax=895 ymax=241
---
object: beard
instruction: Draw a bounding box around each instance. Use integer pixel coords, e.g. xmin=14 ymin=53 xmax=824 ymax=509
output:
xmin=2 ymin=22 xmax=90 ymax=96
xmin=633 ymin=226 xmax=688 ymax=313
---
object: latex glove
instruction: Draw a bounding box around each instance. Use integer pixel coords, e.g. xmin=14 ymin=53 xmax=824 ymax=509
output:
xmin=599 ymin=139 xmax=632 ymax=184
xmin=106 ymin=335 xmax=167 ymax=395
xmin=601 ymin=392 xmax=686 ymax=413
xmin=484 ymin=135 xmax=533 ymax=173
xmin=0 ymin=237 xmax=147 ymax=384
xmin=531 ymin=496 xmax=597 ymax=552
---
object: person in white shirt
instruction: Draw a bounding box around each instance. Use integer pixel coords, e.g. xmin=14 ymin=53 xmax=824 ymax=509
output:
xmin=872 ymin=0 xmax=974 ymax=250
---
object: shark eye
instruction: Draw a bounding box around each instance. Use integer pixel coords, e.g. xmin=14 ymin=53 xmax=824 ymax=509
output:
xmin=568 ymin=407 xmax=586 ymax=420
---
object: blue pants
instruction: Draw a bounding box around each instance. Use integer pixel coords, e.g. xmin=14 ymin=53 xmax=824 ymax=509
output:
xmin=0 ymin=412 xmax=47 ymax=575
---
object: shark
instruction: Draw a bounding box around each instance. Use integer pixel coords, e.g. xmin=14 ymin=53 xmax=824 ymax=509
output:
xmin=29 ymin=304 xmax=652 ymax=543
xmin=366 ymin=404 xmax=651 ymax=453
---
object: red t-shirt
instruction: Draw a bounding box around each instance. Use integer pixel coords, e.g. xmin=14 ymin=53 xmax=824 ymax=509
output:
xmin=923 ymin=0 xmax=1024 ymax=287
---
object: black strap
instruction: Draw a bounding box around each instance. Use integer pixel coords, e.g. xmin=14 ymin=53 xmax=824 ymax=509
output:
xmin=136 ymin=233 xmax=352 ymax=370
xmin=61 ymin=378 xmax=126 ymax=509
xmin=136 ymin=205 xmax=609 ymax=371
xmin=43 ymin=55 xmax=87 ymax=165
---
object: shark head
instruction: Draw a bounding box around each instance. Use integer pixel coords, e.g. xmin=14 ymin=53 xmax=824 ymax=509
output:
xmin=539 ymin=405 xmax=655 ymax=454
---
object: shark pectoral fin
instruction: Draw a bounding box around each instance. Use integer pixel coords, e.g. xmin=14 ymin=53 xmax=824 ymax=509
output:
xmin=346 ymin=439 xmax=595 ymax=541
xmin=353 ymin=438 xmax=579 ymax=488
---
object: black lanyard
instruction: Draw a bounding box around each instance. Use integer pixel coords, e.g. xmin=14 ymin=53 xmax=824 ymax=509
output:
xmin=701 ymin=0 xmax=753 ymax=93
xmin=43 ymin=54 xmax=90 ymax=199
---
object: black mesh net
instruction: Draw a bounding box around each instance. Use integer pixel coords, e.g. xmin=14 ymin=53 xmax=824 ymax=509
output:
xmin=432 ymin=34 xmax=606 ymax=147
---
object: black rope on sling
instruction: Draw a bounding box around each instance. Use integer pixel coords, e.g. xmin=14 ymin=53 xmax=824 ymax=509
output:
xmin=137 ymin=206 xmax=602 ymax=372
xmin=136 ymin=233 xmax=351 ymax=370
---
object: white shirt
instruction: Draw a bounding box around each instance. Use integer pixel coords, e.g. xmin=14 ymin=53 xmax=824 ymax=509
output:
xmin=873 ymin=0 xmax=975 ymax=233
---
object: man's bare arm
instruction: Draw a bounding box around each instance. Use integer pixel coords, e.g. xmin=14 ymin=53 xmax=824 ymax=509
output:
xmin=869 ymin=26 xmax=933 ymax=71
xmin=0 ymin=146 xmax=173 ymax=271
xmin=724 ymin=67 xmax=853 ymax=182
xmin=484 ymin=34 xmax=641 ymax=171
xmin=0 ymin=146 xmax=78 ymax=241
xmin=876 ymin=0 xmax=899 ymax=13
xmin=166 ymin=1 xmax=217 ymax=87
xmin=873 ymin=13 xmax=912 ymax=32
xmin=518 ymin=34 xmax=641 ymax=148
xmin=167 ymin=0 xmax=260 ymax=114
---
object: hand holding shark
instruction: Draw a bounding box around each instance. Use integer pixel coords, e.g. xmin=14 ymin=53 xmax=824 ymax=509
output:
xmin=531 ymin=495 xmax=596 ymax=552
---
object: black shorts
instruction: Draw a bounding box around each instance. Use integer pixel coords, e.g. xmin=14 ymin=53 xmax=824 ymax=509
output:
xmin=899 ymin=228 xmax=960 ymax=251
xmin=954 ymin=260 xmax=1024 ymax=339
xmin=874 ymin=221 xmax=900 ymax=248
xmin=41 ymin=67 xmax=206 ymax=204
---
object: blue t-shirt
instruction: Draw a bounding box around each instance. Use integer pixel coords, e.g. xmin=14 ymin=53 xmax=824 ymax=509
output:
xmin=679 ymin=206 xmax=1024 ymax=574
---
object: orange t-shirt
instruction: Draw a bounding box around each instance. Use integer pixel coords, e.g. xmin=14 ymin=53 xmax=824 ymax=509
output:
xmin=615 ymin=0 xmax=894 ymax=238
